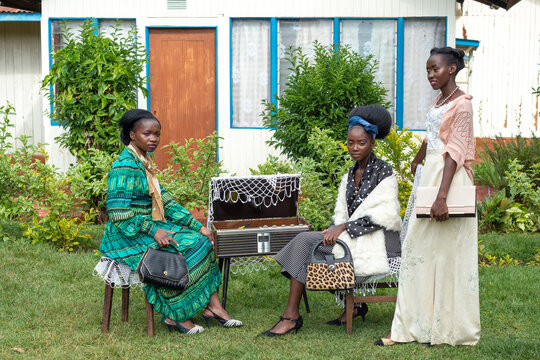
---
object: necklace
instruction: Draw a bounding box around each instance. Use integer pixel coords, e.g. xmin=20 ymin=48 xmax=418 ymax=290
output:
xmin=434 ymin=86 xmax=459 ymax=108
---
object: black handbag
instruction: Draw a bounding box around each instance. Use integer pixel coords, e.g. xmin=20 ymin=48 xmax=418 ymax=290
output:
xmin=136 ymin=247 xmax=190 ymax=290
xmin=305 ymin=240 xmax=355 ymax=291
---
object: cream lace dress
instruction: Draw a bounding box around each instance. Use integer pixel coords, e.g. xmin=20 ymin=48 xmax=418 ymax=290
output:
xmin=390 ymin=101 xmax=481 ymax=346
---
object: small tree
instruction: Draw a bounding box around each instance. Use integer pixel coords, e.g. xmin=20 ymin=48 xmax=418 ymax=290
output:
xmin=42 ymin=19 xmax=148 ymax=158
xmin=262 ymin=42 xmax=390 ymax=161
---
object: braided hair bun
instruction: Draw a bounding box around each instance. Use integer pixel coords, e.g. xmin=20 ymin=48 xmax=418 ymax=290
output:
xmin=348 ymin=105 xmax=392 ymax=139
xmin=430 ymin=46 xmax=466 ymax=74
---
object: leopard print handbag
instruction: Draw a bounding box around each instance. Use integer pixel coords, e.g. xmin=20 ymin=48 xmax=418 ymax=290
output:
xmin=306 ymin=240 xmax=355 ymax=291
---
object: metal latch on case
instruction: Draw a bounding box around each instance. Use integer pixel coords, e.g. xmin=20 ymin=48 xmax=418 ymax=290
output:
xmin=257 ymin=233 xmax=270 ymax=253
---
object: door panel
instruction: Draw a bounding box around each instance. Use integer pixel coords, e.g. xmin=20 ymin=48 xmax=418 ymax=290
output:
xmin=149 ymin=28 xmax=216 ymax=169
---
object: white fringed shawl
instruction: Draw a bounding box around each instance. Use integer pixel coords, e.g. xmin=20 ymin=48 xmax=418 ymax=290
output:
xmin=332 ymin=173 xmax=402 ymax=277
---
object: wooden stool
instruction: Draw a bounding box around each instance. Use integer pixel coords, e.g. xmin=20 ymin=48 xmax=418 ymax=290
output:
xmin=345 ymin=282 xmax=397 ymax=334
xmin=101 ymin=283 xmax=155 ymax=337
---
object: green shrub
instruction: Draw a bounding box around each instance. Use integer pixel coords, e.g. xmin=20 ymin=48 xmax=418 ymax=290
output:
xmin=158 ymin=132 xmax=223 ymax=214
xmin=67 ymin=148 xmax=117 ymax=223
xmin=473 ymin=135 xmax=540 ymax=189
xmin=262 ymin=42 xmax=389 ymax=161
xmin=0 ymin=103 xmax=55 ymax=221
xmin=373 ymin=126 xmax=422 ymax=217
xmin=42 ymin=19 xmax=148 ymax=158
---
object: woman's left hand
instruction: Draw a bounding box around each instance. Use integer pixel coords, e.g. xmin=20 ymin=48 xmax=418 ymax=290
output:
xmin=199 ymin=226 xmax=216 ymax=247
xmin=430 ymin=197 xmax=449 ymax=222
xmin=322 ymin=224 xmax=346 ymax=245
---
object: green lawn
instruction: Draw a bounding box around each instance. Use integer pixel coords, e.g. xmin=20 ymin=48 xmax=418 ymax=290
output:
xmin=0 ymin=226 xmax=539 ymax=359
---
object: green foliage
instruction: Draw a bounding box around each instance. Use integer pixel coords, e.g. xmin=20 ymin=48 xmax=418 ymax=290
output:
xmin=505 ymin=159 xmax=540 ymax=218
xmin=67 ymin=148 xmax=117 ymax=223
xmin=23 ymin=173 xmax=96 ymax=252
xmin=42 ymin=19 xmax=148 ymax=158
xmin=0 ymin=103 xmax=54 ymax=220
xmin=262 ymin=42 xmax=389 ymax=161
xmin=252 ymin=128 xmax=352 ymax=231
xmin=373 ymin=126 xmax=422 ymax=217
xmin=473 ymin=135 xmax=540 ymax=189
xmin=158 ymin=132 xmax=223 ymax=214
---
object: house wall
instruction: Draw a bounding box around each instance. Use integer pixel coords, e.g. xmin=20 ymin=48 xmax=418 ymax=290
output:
xmin=457 ymin=0 xmax=540 ymax=138
xmin=41 ymin=0 xmax=456 ymax=173
xmin=0 ymin=21 xmax=42 ymax=146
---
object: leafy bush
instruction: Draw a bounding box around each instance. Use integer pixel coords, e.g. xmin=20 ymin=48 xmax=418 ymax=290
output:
xmin=473 ymin=135 xmax=540 ymax=189
xmin=477 ymin=160 xmax=539 ymax=233
xmin=42 ymin=19 xmax=148 ymax=158
xmin=0 ymin=103 xmax=54 ymax=220
xmin=158 ymin=132 xmax=223 ymax=214
xmin=23 ymin=174 xmax=95 ymax=252
xmin=262 ymin=42 xmax=389 ymax=161
xmin=67 ymin=148 xmax=117 ymax=223
xmin=374 ymin=127 xmax=422 ymax=217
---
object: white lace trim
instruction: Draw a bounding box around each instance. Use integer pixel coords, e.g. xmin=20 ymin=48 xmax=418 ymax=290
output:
xmin=92 ymin=257 xmax=143 ymax=288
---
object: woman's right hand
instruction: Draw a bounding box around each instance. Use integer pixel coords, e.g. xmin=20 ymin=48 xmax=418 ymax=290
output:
xmin=411 ymin=161 xmax=421 ymax=176
xmin=154 ymin=228 xmax=179 ymax=248
xmin=411 ymin=140 xmax=427 ymax=176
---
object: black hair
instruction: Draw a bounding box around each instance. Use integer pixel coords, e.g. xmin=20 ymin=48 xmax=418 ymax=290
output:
xmin=118 ymin=109 xmax=160 ymax=145
xmin=430 ymin=46 xmax=466 ymax=74
xmin=348 ymin=105 xmax=392 ymax=140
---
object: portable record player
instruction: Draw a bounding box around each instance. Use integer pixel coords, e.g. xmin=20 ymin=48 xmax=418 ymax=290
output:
xmin=208 ymin=174 xmax=310 ymax=258
xmin=207 ymin=174 xmax=311 ymax=309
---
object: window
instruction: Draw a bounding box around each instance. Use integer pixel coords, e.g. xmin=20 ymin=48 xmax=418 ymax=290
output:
xmin=341 ymin=19 xmax=397 ymax=119
xmin=231 ymin=20 xmax=270 ymax=128
xmin=278 ymin=19 xmax=333 ymax=95
xmin=230 ymin=17 xmax=446 ymax=130
xmin=402 ymin=18 xmax=446 ymax=129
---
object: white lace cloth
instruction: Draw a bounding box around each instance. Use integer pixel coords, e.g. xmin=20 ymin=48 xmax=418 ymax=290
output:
xmin=426 ymin=101 xmax=454 ymax=150
xmin=93 ymin=257 xmax=143 ymax=288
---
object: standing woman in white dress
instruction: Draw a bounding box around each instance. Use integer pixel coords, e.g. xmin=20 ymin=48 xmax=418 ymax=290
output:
xmin=375 ymin=47 xmax=480 ymax=346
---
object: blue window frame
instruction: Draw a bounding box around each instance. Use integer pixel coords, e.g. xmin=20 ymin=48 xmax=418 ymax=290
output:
xmin=230 ymin=16 xmax=447 ymax=130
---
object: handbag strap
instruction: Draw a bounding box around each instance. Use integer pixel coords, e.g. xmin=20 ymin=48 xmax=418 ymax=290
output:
xmin=310 ymin=239 xmax=352 ymax=262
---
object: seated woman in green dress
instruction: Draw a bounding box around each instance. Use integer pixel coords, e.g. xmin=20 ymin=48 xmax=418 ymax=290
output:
xmin=99 ymin=109 xmax=242 ymax=335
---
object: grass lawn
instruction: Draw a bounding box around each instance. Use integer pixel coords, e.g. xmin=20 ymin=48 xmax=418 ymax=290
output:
xmin=0 ymin=226 xmax=539 ymax=359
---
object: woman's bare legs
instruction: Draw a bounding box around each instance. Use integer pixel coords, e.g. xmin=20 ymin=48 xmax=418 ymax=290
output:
xmin=267 ymin=277 xmax=305 ymax=334
xmin=203 ymin=292 xmax=235 ymax=320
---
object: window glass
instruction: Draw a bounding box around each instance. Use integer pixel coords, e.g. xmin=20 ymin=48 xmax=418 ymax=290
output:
xmin=278 ymin=19 xmax=333 ymax=95
xmin=231 ymin=20 xmax=271 ymax=127
xmin=51 ymin=19 xmax=85 ymax=52
xmin=99 ymin=19 xmax=136 ymax=39
xmin=342 ymin=19 xmax=397 ymax=120
xmin=403 ymin=18 xmax=446 ymax=129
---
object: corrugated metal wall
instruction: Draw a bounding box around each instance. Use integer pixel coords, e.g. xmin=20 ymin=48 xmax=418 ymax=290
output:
xmin=457 ymin=0 xmax=540 ymax=137
xmin=39 ymin=0 xmax=456 ymax=173
xmin=0 ymin=21 xmax=42 ymax=145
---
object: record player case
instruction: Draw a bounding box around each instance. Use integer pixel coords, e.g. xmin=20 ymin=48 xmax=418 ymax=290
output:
xmin=207 ymin=174 xmax=311 ymax=309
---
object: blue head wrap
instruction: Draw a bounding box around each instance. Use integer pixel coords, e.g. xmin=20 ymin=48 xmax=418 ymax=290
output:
xmin=348 ymin=116 xmax=378 ymax=140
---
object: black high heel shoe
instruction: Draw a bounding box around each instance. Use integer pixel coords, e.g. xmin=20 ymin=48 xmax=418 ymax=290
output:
xmin=162 ymin=319 xmax=205 ymax=335
xmin=202 ymin=307 xmax=243 ymax=328
xmin=326 ymin=303 xmax=369 ymax=326
xmin=257 ymin=316 xmax=303 ymax=337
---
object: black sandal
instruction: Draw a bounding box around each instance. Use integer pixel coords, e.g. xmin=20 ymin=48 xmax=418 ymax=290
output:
xmin=326 ymin=303 xmax=368 ymax=326
xmin=257 ymin=316 xmax=303 ymax=337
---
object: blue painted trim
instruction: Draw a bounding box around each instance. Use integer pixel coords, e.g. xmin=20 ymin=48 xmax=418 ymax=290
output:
xmin=396 ymin=18 xmax=404 ymax=130
xmin=456 ymin=38 xmax=480 ymax=47
xmin=91 ymin=18 xmax=99 ymax=35
xmin=0 ymin=13 xmax=40 ymax=21
xmin=229 ymin=18 xmax=234 ymax=130
xmin=333 ymin=18 xmax=340 ymax=46
xmin=270 ymin=18 xmax=278 ymax=119
xmin=48 ymin=18 xmax=57 ymax=126
xmin=145 ymin=26 xmax=150 ymax=111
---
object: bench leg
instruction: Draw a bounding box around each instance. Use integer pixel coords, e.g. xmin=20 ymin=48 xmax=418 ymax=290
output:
xmin=346 ymin=290 xmax=354 ymax=334
xmin=102 ymin=283 xmax=114 ymax=333
xmin=145 ymin=298 xmax=155 ymax=337
xmin=121 ymin=287 xmax=130 ymax=322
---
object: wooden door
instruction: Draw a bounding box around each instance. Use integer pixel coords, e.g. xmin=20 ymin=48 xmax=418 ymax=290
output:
xmin=149 ymin=28 xmax=216 ymax=169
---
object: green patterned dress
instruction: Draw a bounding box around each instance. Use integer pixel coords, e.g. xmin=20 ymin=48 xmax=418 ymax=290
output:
xmin=99 ymin=147 xmax=221 ymax=322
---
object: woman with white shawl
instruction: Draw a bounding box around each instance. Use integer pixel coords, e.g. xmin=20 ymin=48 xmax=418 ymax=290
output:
xmin=258 ymin=105 xmax=402 ymax=337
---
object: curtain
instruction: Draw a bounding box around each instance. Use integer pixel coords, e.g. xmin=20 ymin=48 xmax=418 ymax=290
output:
xmin=231 ymin=20 xmax=271 ymax=128
xmin=403 ymin=19 xmax=446 ymax=129
xmin=342 ymin=19 xmax=397 ymax=120
xmin=278 ymin=19 xmax=333 ymax=95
